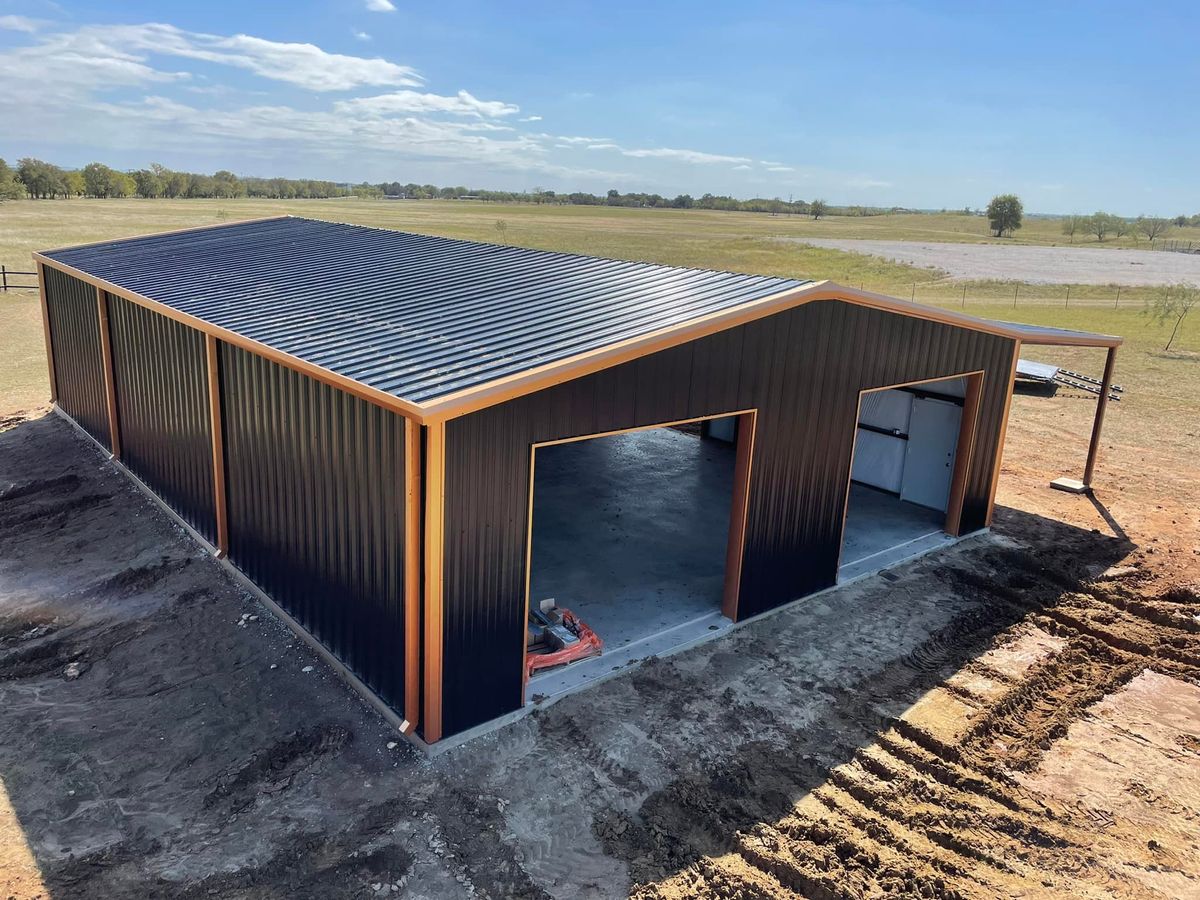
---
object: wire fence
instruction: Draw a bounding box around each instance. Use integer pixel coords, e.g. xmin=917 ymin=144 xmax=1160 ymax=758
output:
xmin=856 ymin=280 xmax=1152 ymax=310
xmin=1156 ymin=239 xmax=1199 ymax=254
xmin=0 ymin=266 xmax=37 ymax=291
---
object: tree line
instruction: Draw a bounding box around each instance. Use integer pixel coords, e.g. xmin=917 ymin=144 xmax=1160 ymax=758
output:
xmin=0 ymin=158 xmax=366 ymax=201
xmin=3 ymin=159 xmax=1198 ymax=233
xmin=1060 ymin=211 xmax=1180 ymax=244
xmin=0 ymin=157 xmax=861 ymax=217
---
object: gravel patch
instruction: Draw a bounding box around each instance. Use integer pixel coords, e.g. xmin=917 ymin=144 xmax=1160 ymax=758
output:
xmin=788 ymin=238 xmax=1200 ymax=286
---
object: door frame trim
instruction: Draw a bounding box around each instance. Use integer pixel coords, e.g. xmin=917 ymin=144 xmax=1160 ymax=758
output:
xmin=837 ymin=370 xmax=986 ymax=574
xmin=519 ymin=408 xmax=758 ymax=706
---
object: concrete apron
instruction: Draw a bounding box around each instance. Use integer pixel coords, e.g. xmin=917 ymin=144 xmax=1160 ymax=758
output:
xmin=427 ymin=527 xmax=989 ymax=756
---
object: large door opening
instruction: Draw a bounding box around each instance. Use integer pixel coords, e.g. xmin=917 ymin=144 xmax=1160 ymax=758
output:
xmin=523 ymin=412 xmax=754 ymax=703
xmin=840 ymin=373 xmax=982 ymax=582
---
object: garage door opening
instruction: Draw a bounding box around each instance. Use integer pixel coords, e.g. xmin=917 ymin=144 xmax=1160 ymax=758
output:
xmin=839 ymin=373 xmax=983 ymax=582
xmin=523 ymin=412 xmax=754 ymax=702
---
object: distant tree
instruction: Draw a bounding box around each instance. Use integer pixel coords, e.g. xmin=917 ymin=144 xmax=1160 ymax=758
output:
xmin=63 ymin=170 xmax=85 ymax=197
xmin=1137 ymin=216 xmax=1171 ymax=243
xmin=17 ymin=158 xmax=67 ymax=198
xmin=132 ymin=169 xmax=163 ymax=198
xmin=1174 ymin=215 xmax=1189 ymax=228
xmin=81 ymin=162 xmax=114 ymax=197
xmin=810 ymin=198 xmax=828 ymax=220
xmin=986 ymin=194 xmax=1023 ymax=237
xmin=0 ymin=158 xmax=24 ymax=200
xmin=1088 ymin=211 xmax=1120 ymax=242
xmin=671 ymin=194 xmax=694 ymax=209
xmin=1145 ymin=282 xmax=1199 ymax=352
xmin=1114 ymin=217 xmax=1134 ymax=241
xmin=1061 ymin=214 xmax=1084 ymax=243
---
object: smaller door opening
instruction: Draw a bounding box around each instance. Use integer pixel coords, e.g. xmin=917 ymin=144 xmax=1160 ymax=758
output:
xmin=523 ymin=412 xmax=754 ymax=703
xmin=839 ymin=374 xmax=980 ymax=581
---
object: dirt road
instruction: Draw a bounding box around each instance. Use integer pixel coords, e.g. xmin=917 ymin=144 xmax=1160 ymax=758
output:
xmin=788 ymin=238 xmax=1200 ymax=286
xmin=1 ymin=405 xmax=1198 ymax=899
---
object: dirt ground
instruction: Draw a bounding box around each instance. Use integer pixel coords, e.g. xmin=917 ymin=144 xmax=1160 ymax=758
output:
xmin=790 ymin=238 xmax=1200 ymax=285
xmin=1 ymin=395 xmax=1198 ymax=898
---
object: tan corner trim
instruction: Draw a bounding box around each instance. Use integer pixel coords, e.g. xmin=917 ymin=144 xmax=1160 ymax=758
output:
xmin=35 ymin=262 xmax=58 ymax=403
xmin=205 ymin=335 xmax=229 ymax=558
xmin=837 ymin=370 xmax=986 ymax=572
xmin=95 ymin=287 xmax=121 ymax=458
xmin=986 ymin=342 xmax=1022 ymax=526
xmin=945 ymin=372 xmax=986 ymax=536
xmin=34 ymin=255 xmax=425 ymax=424
xmin=522 ymin=409 xmax=757 ymax=705
xmin=722 ymin=411 xmax=757 ymax=622
xmin=520 ymin=439 xmax=537 ymax=706
xmin=36 ymin=214 xmax=293 ymax=255
xmin=421 ymin=282 xmax=1121 ymax=423
xmin=422 ymin=421 xmax=446 ymax=742
xmin=403 ymin=416 xmax=422 ymax=729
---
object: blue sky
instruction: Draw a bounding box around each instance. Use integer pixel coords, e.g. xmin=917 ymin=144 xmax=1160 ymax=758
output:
xmin=0 ymin=0 xmax=1195 ymax=214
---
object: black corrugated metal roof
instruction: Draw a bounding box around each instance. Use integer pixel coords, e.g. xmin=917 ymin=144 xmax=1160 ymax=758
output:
xmin=43 ymin=217 xmax=809 ymax=405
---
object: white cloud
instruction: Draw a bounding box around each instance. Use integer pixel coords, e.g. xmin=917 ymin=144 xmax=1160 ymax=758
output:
xmin=846 ymin=176 xmax=891 ymax=189
xmin=0 ymin=15 xmax=41 ymax=32
xmin=352 ymin=29 xmax=372 ymax=41
xmin=336 ymin=89 xmax=518 ymax=118
xmin=766 ymin=165 xmax=794 ymax=173
xmin=365 ymin=0 xmax=397 ymax=11
xmin=555 ymin=135 xmax=612 ymax=145
xmin=585 ymin=143 xmax=620 ymax=151
xmin=519 ymin=115 xmax=542 ymax=122
xmin=620 ymin=147 xmax=753 ymax=165
xmin=760 ymin=159 xmax=783 ymax=167
xmin=1 ymin=22 xmax=421 ymax=93
xmin=732 ymin=164 xmax=752 ymax=171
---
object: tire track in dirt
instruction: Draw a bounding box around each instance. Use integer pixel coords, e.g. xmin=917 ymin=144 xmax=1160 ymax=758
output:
xmin=620 ymin=533 xmax=1198 ymax=899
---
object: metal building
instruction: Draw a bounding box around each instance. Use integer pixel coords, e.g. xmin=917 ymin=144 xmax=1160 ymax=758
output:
xmin=34 ymin=216 xmax=1121 ymax=745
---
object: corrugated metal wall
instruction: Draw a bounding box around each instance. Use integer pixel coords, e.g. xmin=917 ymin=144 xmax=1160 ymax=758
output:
xmin=43 ymin=267 xmax=110 ymax=449
xmin=107 ymin=295 xmax=216 ymax=541
xmin=441 ymin=299 xmax=1016 ymax=736
xmin=219 ymin=344 xmax=409 ymax=711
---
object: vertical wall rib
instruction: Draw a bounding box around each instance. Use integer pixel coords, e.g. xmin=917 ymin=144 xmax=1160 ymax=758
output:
xmin=441 ymin=299 xmax=1016 ymax=736
xmin=219 ymin=345 xmax=408 ymax=710
xmin=42 ymin=267 xmax=110 ymax=448
xmin=107 ymin=295 xmax=216 ymax=541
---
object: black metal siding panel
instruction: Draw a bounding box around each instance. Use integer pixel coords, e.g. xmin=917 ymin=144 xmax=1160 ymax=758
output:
xmin=441 ymin=299 xmax=1016 ymax=736
xmin=220 ymin=345 xmax=408 ymax=709
xmin=44 ymin=217 xmax=807 ymax=404
xmin=107 ymin=295 xmax=216 ymax=541
xmin=43 ymin=267 xmax=110 ymax=448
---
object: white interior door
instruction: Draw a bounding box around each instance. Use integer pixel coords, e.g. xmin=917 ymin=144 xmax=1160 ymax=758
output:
xmin=900 ymin=397 xmax=961 ymax=512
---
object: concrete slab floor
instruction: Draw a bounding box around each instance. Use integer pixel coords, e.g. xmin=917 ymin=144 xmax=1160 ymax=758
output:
xmin=528 ymin=426 xmax=735 ymax=684
xmin=841 ymin=481 xmax=946 ymax=567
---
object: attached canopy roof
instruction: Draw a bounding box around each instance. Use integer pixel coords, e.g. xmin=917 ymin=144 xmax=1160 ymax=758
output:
xmin=38 ymin=216 xmax=1121 ymax=423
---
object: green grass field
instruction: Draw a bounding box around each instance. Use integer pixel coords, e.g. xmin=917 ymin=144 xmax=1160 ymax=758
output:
xmin=1 ymin=199 xmax=1196 ymax=439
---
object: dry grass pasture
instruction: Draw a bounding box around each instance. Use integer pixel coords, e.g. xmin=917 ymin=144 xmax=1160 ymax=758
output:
xmin=0 ymin=199 xmax=1198 ymax=899
xmin=1 ymin=198 xmax=1197 ymax=418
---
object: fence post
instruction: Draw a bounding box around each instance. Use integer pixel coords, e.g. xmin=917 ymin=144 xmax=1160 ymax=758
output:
xmin=1 ymin=265 xmax=6 ymax=292
xmin=1065 ymin=284 xmax=1070 ymax=308
xmin=1013 ymin=283 xmax=1018 ymax=308
xmin=1115 ymin=286 xmax=1121 ymax=309
xmin=911 ymin=283 xmax=916 ymax=302
xmin=961 ymin=283 xmax=966 ymax=307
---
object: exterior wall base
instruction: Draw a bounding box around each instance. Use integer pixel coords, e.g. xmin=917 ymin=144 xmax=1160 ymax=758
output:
xmin=52 ymin=404 xmax=414 ymax=740
xmin=419 ymin=526 xmax=993 ymax=753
